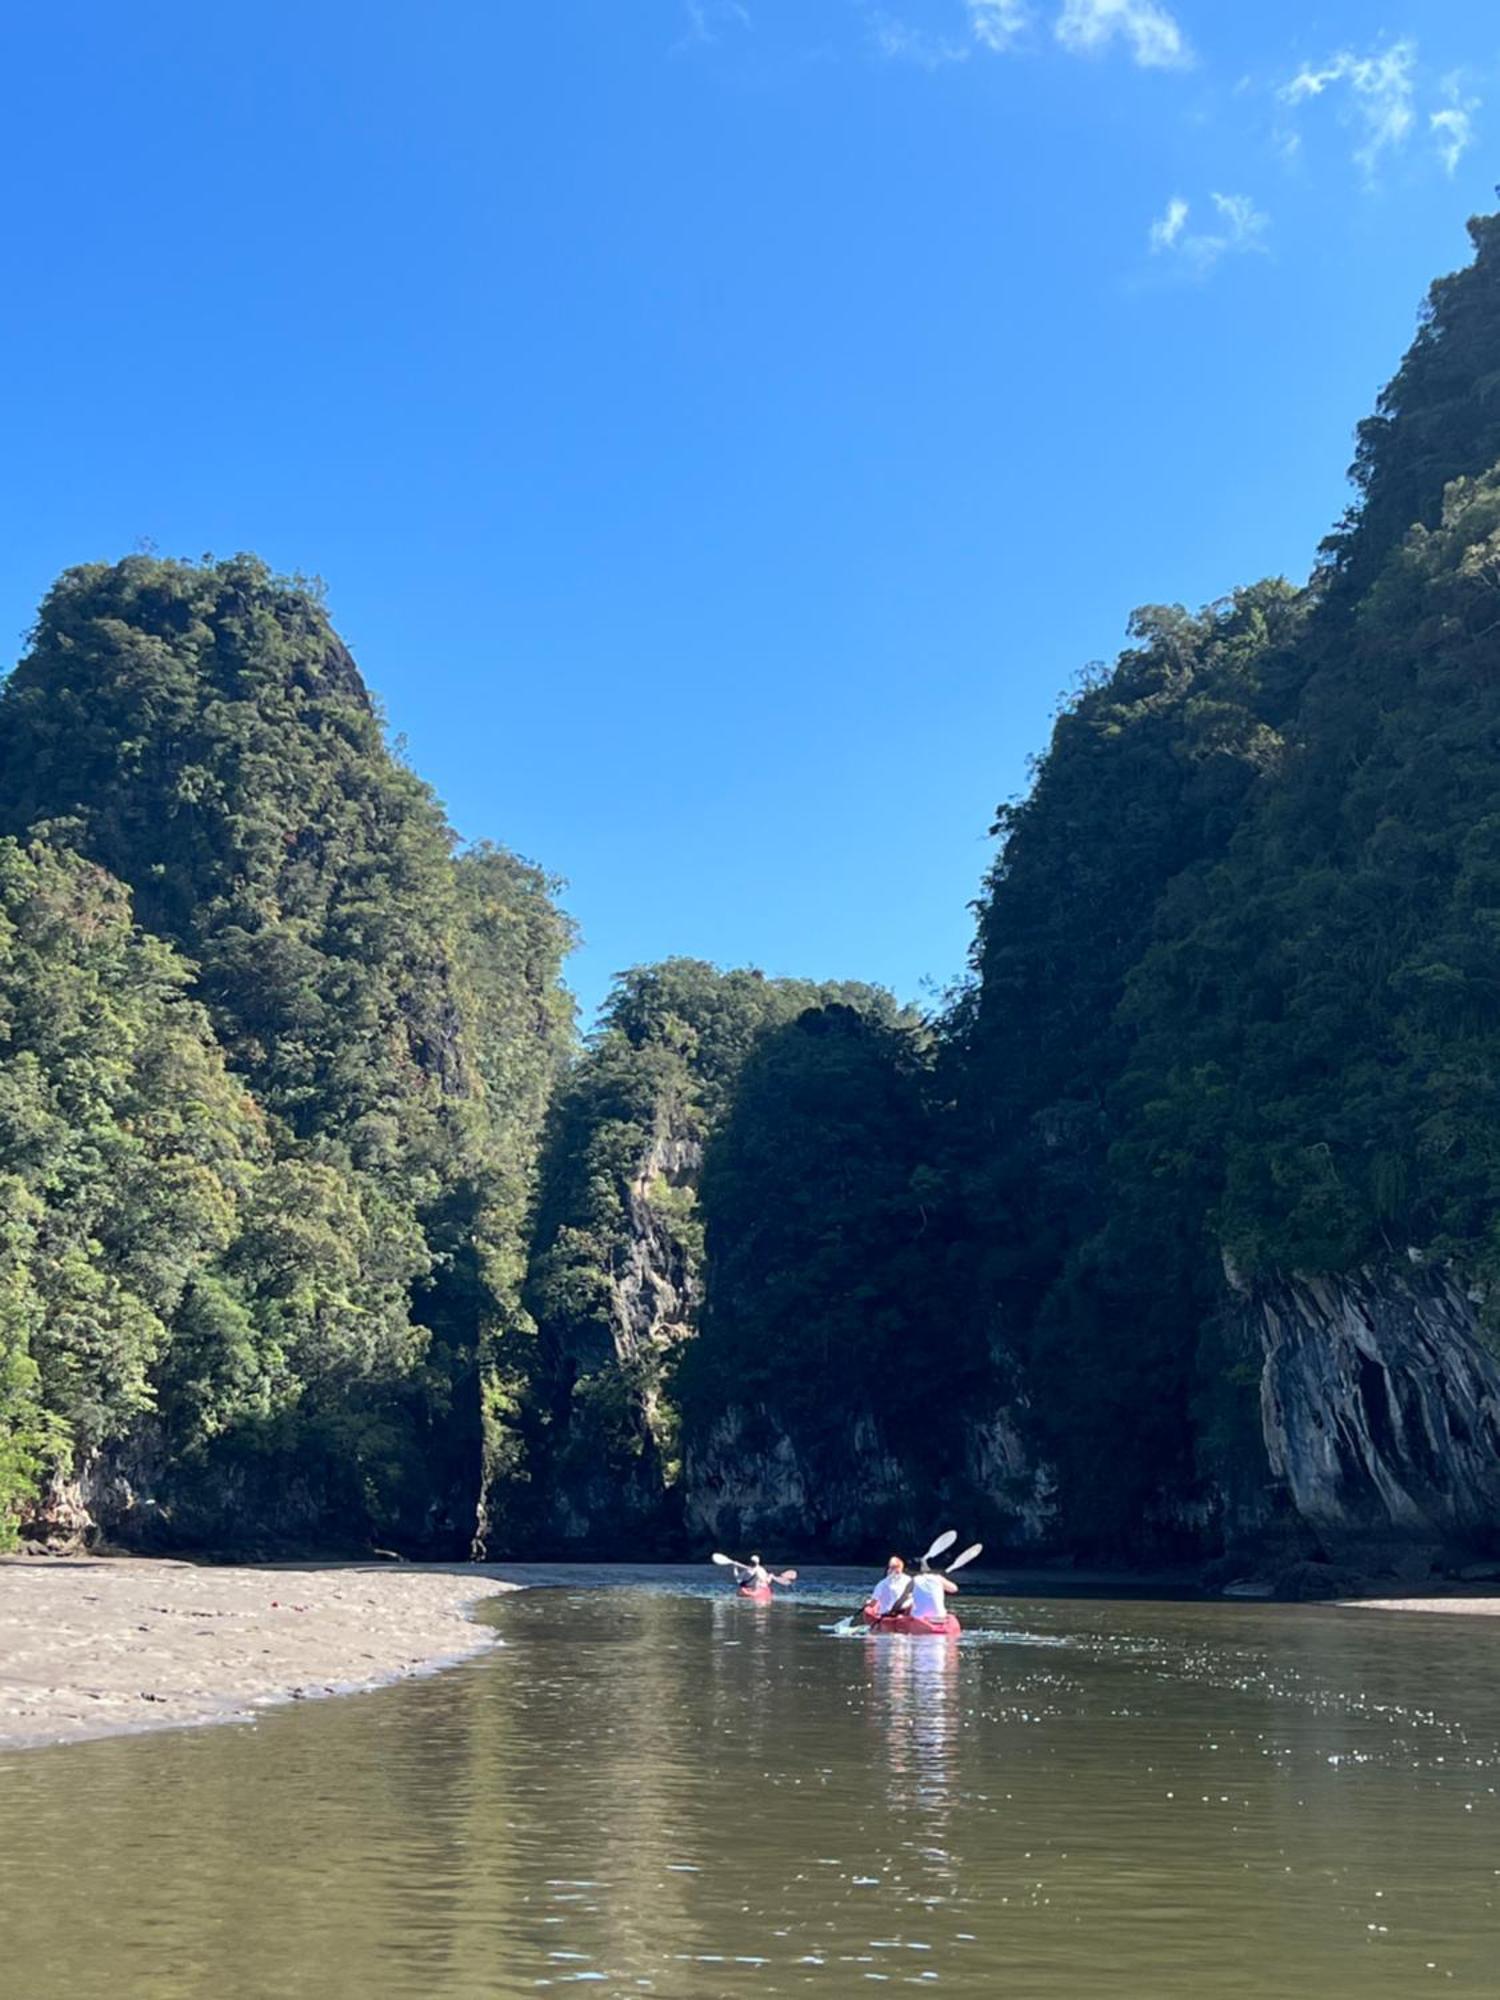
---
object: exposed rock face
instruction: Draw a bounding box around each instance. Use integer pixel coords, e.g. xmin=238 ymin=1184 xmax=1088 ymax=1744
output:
xmin=610 ymin=1131 xmax=702 ymax=1365
xmin=1235 ymin=1264 xmax=1500 ymax=1550
xmin=514 ymin=1122 xmax=704 ymax=1557
xmin=961 ymin=1409 xmax=1057 ymax=1547
xmin=25 ymin=1426 xmax=397 ymax=1557
xmin=683 ymin=1403 xmax=1055 ymax=1558
xmin=686 ymin=1407 xmax=874 ymax=1555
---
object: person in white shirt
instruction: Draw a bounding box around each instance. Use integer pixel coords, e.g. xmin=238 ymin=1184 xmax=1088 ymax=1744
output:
xmin=866 ymin=1557 xmax=907 ymax=1617
xmin=907 ymin=1560 xmax=958 ymax=1623
xmin=734 ymin=1554 xmax=797 ymax=1590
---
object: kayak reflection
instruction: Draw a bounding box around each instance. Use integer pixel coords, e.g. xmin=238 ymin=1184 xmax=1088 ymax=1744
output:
xmin=867 ymin=1628 xmax=961 ymax=1802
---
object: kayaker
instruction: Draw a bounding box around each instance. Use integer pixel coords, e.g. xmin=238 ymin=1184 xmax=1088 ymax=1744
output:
xmin=713 ymin=1550 xmax=797 ymax=1592
xmin=865 ymin=1557 xmax=907 ymax=1618
xmin=907 ymin=1559 xmax=958 ymax=1623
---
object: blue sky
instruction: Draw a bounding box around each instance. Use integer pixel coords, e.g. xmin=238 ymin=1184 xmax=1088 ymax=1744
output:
xmin=0 ymin=3 xmax=1495 ymax=1025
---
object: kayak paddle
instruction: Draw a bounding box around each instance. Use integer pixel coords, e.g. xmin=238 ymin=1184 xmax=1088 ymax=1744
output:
xmin=879 ymin=1528 xmax=959 ymax=1622
xmin=870 ymin=1538 xmax=982 ymax=1628
xmin=713 ymin=1552 xmax=797 ymax=1589
xmin=839 ymin=1528 xmax=957 ymax=1631
xmin=874 ymin=1528 xmax=980 ymax=1627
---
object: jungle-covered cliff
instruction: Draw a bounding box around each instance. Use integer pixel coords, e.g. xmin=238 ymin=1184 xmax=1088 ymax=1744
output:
xmin=4 ymin=212 xmax=1500 ymax=1575
xmin=0 ymin=557 xmax=575 ymax=1553
xmin=498 ymin=962 xmax=923 ymax=1555
xmin=951 ymin=206 xmax=1500 ymax=1567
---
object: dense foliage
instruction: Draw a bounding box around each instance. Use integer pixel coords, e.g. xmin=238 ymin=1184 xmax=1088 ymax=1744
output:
xmin=955 ymin=586 xmax=1304 ymax=1540
xmin=0 ymin=558 xmax=573 ymax=1549
xmin=0 ymin=837 xmax=262 ymax=1531
xmin=682 ymin=1002 xmax=952 ymax=1471
xmin=955 ymin=209 xmax=1500 ymax=1550
xmin=506 ymin=962 xmax=915 ymax=1553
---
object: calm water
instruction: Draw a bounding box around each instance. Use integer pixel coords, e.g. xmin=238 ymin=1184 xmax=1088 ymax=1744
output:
xmin=1 ymin=1566 xmax=1497 ymax=1998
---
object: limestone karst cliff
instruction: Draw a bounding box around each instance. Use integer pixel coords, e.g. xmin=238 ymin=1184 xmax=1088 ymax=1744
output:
xmin=8 ymin=216 xmax=1500 ymax=1575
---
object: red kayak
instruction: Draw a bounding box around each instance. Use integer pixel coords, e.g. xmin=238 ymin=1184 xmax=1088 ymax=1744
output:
xmin=737 ymin=1584 xmax=774 ymax=1602
xmin=862 ymin=1607 xmax=961 ymax=1637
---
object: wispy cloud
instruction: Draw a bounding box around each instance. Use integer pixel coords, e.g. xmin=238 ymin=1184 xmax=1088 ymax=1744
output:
xmin=1431 ymin=75 xmax=1479 ymax=176
xmin=872 ymin=0 xmax=1192 ymax=70
xmin=1279 ymin=40 xmax=1417 ymax=181
xmin=676 ymin=0 xmax=751 ymax=49
xmin=966 ymin=0 xmax=1031 ymax=52
xmin=1148 ymin=192 xmax=1269 ymax=276
xmin=1149 ymin=196 xmax=1189 ymax=252
xmin=1055 ymin=0 xmax=1191 ymax=71
xmin=869 ymin=10 xmax=969 ymax=67
xmin=871 ymin=1 xmax=1029 ymax=66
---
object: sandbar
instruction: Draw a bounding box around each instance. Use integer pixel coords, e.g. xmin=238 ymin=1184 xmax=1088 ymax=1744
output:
xmin=1340 ymin=1593 xmax=1500 ymax=1618
xmin=0 ymin=1556 xmax=514 ymax=1752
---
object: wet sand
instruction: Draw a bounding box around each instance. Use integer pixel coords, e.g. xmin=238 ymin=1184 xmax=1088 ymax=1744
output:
xmin=0 ymin=1557 xmax=515 ymax=1751
xmin=1343 ymin=1593 xmax=1500 ymax=1618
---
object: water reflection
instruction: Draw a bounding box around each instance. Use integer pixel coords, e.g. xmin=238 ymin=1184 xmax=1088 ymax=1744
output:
xmin=1 ymin=1579 xmax=1498 ymax=1997
xmin=866 ymin=1631 xmax=961 ymax=1800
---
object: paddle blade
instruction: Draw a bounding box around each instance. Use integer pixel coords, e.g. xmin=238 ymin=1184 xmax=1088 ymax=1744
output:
xmin=921 ymin=1528 xmax=958 ymax=1564
xmin=710 ymin=1552 xmax=739 ymax=1567
xmin=772 ymin=1569 xmax=798 ymax=1585
xmin=945 ymin=1542 xmax=984 ymax=1573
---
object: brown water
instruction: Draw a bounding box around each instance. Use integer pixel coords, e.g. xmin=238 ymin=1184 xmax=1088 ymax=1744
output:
xmin=1 ymin=1567 xmax=1497 ymax=1998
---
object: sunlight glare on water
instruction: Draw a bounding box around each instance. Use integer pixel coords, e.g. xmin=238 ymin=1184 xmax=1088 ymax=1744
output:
xmin=0 ymin=1567 xmax=1497 ymax=1997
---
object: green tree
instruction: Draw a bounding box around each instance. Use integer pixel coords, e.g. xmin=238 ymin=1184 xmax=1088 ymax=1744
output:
xmin=0 ymin=836 xmax=265 ymax=1539
xmin=0 ymin=558 xmax=575 ymax=1550
xmin=682 ymin=1003 xmax=944 ymax=1475
xmin=504 ymin=962 xmax=914 ymax=1553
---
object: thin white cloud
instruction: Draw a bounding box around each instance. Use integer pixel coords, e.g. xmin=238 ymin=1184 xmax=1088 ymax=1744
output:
xmin=1431 ymin=75 xmax=1479 ymax=176
xmin=1210 ymin=192 xmax=1268 ymax=246
xmin=872 ymin=0 xmax=1198 ymax=73
xmin=1149 ymin=196 xmax=1189 ymax=251
xmin=676 ymin=0 xmax=751 ymax=48
xmin=967 ymin=0 xmax=1031 ymax=52
xmin=870 ymin=11 xmax=969 ymax=67
xmin=872 ymin=1 xmax=1027 ymax=65
xmin=1149 ymin=192 xmax=1269 ymax=276
xmin=1280 ymin=40 xmax=1416 ymax=180
xmin=1055 ymin=0 xmax=1192 ymax=71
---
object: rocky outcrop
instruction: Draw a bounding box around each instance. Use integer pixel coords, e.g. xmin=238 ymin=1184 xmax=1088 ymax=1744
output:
xmin=28 ymin=1443 xmax=481 ymax=1558
xmin=959 ymin=1409 xmax=1057 ymax=1547
xmin=686 ymin=1407 xmax=876 ymax=1554
xmin=683 ymin=1402 xmax=1055 ymax=1557
xmin=505 ymin=1120 xmax=705 ymax=1557
xmin=610 ymin=1130 xmax=702 ymax=1364
xmin=1230 ymin=1263 xmax=1500 ymax=1553
xmin=23 ymin=1426 xmax=391 ymax=1558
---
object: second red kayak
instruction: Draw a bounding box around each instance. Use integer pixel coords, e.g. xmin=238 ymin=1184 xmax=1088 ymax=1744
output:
xmin=861 ymin=1608 xmax=961 ymax=1637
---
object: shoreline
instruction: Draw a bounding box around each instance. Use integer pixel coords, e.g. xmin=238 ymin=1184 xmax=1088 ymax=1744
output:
xmin=0 ymin=1556 xmax=517 ymax=1753
xmin=1338 ymin=1592 xmax=1500 ymax=1619
xmin=6 ymin=1554 xmax=1496 ymax=1759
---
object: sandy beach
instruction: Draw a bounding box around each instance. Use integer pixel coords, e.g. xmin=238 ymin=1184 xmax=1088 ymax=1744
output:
xmin=0 ymin=1557 xmax=515 ymax=1752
